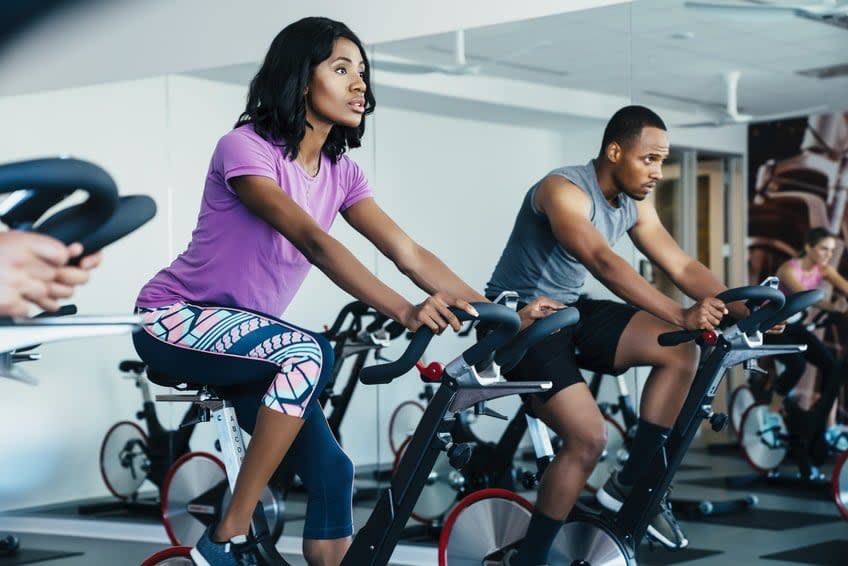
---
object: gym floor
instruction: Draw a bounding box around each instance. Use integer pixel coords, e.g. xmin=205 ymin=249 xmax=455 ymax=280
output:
xmin=0 ymin=439 xmax=845 ymax=566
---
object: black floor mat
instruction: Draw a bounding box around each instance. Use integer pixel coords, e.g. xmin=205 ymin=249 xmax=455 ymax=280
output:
xmin=701 ymin=442 xmax=742 ymax=455
xmin=761 ymin=539 xmax=848 ymax=565
xmin=678 ymin=463 xmax=709 ymax=471
xmin=680 ymin=474 xmax=835 ymax=502
xmin=637 ymin=545 xmax=722 ymax=565
xmin=0 ymin=549 xmax=83 ymax=565
xmin=682 ymin=506 xmax=840 ymax=530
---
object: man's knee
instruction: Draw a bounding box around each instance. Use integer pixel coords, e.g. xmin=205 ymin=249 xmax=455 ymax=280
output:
xmin=667 ymin=341 xmax=699 ymax=378
xmin=568 ymin=421 xmax=607 ymax=472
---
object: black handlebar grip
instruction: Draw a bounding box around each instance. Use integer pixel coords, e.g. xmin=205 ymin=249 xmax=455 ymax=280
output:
xmin=359 ymin=302 xmax=520 ymax=385
xmin=458 ymin=303 xmax=521 ymax=367
xmin=72 ymin=195 xmax=157 ymax=257
xmin=495 ymin=307 xmax=580 ymax=372
xmin=758 ymin=289 xmax=824 ymax=332
xmin=0 ymin=158 xmax=119 ymax=244
xmin=385 ymin=321 xmax=406 ymax=339
xmin=360 ymin=327 xmax=433 ymax=385
xmin=365 ymin=311 xmax=391 ymax=333
xmin=0 ymin=190 xmax=72 ymax=230
xmin=657 ymin=329 xmax=703 ymax=347
xmin=716 ymin=285 xmax=785 ymax=311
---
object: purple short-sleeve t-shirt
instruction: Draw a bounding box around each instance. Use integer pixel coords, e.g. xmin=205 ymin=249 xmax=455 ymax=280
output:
xmin=136 ymin=124 xmax=373 ymax=315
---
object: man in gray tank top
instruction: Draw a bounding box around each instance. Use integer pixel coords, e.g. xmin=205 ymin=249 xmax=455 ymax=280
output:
xmin=488 ymin=106 xmax=737 ymax=566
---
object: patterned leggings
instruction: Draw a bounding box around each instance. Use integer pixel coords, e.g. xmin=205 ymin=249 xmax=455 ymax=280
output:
xmin=138 ymin=302 xmax=324 ymax=417
xmin=134 ymin=301 xmax=354 ymax=539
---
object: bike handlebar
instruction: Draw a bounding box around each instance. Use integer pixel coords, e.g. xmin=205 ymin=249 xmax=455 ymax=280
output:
xmin=0 ymin=158 xmax=118 ymax=245
xmin=0 ymin=157 xmax=156 ymax=260
xmin=323 ymin=301 xmax=372 ymax=338
xmin=495 ymin=307 xmax=580 ymax=372
xmin=359 ymin=302 xmax=520 ymax=385
xmin=658 ymin=285 xmax=785 ymax=347
xmin=757 ymin=289 xmax=824 ymax=332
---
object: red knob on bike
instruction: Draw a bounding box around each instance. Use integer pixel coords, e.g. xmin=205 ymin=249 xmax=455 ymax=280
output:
xmin=700 ymin=330 xmax=718 ymax=346
xmin=416 ymin=360 xmax=443 ymax=382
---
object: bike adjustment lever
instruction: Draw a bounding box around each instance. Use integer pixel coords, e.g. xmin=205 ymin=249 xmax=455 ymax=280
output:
xmin=744 ymin=359 xmax=768 ymax=375
xmin=475 ymin=401 xmax=507 ymax=421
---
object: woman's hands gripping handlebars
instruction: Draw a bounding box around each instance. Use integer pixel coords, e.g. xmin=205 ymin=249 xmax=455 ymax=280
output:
xmin=359 ymin=302 xmax=580 ymax=385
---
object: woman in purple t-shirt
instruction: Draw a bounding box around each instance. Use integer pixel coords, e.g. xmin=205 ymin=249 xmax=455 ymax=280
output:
xmin=134 ymin=16 xmax=558 ymax=566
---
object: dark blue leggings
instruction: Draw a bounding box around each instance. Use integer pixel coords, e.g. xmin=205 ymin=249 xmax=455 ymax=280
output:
xmin=229 ymin=372 xmax=355 ymax=540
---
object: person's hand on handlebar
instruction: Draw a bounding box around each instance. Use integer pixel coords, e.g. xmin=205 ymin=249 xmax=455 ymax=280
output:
xmin=518 ymin=296 xmax=566 ymax=331
xmin=681 ymin=297 xmax=727 ymax=331
xmin=402 ymin=291 xmax=479 ymax=334
xmin=0 ymin=232 xmax=102 ymax=316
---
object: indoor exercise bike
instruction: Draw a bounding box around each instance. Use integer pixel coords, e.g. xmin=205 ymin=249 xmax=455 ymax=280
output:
xmin=140 ymin=302 xmax=580 ymax=565
xmin=0 ymin=155 xmax=156 ymax=558
xmin=81 ymin=357 xmax=285 ymax=547
xmin=728 ymin=306 xmax=841 ymax=434
xmin=388 ymin=292 xmax=551 ymax=528
xmin=80 ymin=360 xmax=199 ymax=517
xmin=587 ymin=368 xmax=759 ymax=520
xmin=440 ymin=285 xmax=821 ymax=565
xmin=319 ymin=300 xmax=405 ymax=444
xmin=735 ymin=332 xmax=848 ymax=518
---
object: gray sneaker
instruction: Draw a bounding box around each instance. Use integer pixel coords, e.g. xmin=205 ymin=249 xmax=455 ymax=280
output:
xmin=596 ymin=470 xmax=688 ymax=549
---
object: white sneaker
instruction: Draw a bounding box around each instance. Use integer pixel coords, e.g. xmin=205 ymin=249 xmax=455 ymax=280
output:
xmin=759 ymin=411 xmax=784 ymax=448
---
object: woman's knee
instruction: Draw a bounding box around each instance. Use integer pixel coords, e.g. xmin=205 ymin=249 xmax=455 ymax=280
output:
xmin=263 ymin=330 xmax=334 ymax=417
xmin=303 ymin=444 xmax=354 ymax=501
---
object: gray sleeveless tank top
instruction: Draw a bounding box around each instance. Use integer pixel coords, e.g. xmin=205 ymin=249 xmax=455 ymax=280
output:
xmin=486 ymin=160 xmax=638 ymax=304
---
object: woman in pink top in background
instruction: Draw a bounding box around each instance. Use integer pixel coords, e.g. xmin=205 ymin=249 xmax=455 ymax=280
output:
xmin=765 ymin=227 xmax=848 ymax=448
xmin=133 ymin=16 xmax=560 ymax=566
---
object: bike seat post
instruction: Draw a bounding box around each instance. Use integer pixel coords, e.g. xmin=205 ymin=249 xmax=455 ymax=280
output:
xmin=525 ymin=414 xmax=555 ymax=476
xmin=210 ymin=398 xmax=247 ymax=493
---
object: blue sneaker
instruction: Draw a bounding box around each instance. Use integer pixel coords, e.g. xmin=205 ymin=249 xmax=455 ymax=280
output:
xmin=825 ymin=425 xmax=848 ymax=452
xmin=190 ymin=524 xmax=257 ymax=566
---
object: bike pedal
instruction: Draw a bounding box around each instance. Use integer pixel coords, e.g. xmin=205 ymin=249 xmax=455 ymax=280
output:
xmin=709 ymin=412 xmax=728 ymax=432
xmin=520 ymin=471 xmax=539 ymax=489
xmin=447 ymin=442 xmax=474 ymax=469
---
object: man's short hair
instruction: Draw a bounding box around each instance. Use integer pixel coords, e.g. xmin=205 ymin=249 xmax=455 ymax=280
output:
xmin=599 ymin=105 xmax=667 ymax=157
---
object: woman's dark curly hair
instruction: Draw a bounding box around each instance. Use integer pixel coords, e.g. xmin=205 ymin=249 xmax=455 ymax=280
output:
xmin=234 ymin=17 xmax=375 ymax=162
